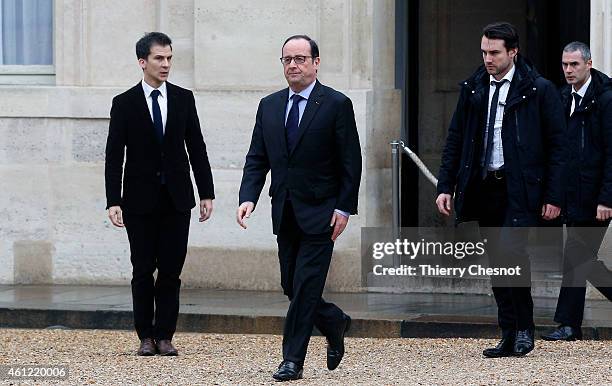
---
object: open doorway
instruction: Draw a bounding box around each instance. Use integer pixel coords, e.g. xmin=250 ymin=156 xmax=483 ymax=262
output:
xmin=396 ymin=0 xmax=590 ymax=227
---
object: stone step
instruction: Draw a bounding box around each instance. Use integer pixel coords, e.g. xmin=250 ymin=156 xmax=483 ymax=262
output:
xmin=366 ymin=273 xmax=607 ymax=300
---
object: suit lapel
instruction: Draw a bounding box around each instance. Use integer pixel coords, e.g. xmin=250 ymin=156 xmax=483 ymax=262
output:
xmin=289 ymin=80 xmax=324 ymax=157
xmin=134 ymin=83 xmax=153 ymax=126
xmin=133 ymin=83 xmax=160 ymax=146
xmin=165 ymin=82 xmax=178 ymax=141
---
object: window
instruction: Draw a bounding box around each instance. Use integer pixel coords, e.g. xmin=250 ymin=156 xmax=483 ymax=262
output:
xmin=0 ymin=0 xmax=53 ymax=84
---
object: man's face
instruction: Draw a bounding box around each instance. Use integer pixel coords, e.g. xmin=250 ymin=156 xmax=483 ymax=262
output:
xmin=562 ymin=50 xmax=592 ymax=90
xmin=481 ymin=36 xmax=517 ymax=80
xmin=282 ymin=38 xmax=320 ymax=92
xmin=139 ymin=44 xmax=172 ymax=88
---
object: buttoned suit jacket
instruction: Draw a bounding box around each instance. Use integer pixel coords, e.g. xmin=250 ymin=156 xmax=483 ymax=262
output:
xmin=105 ymin=82 xmax=214 ymax=214
xmin=239 ymin=80 xmax=362 ymax=234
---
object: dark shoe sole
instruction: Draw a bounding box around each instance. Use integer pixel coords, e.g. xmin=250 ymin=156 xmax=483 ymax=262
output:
xmin=272 ymin=371 xmax=303 ymax=382
xmin=137 ymin=351 xmax=156 ymax=356
xmin=482 ymin=350 xmax=514 ymax=358
xmin=158 ymin=351 xmax=178 ymax=356
xmin=327 ymin=316 xmax=352 ymax=371
xmin=541 ymin=335 xmax=579 ymax=342
xmin=512 ymin=347 xmax=534 ymax=357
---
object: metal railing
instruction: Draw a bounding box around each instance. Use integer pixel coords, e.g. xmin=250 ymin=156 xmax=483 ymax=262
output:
xmin=389 ymin=140 xmax=567 ymax=277
xmin=390 ymin=140 xmax=438 ymax=248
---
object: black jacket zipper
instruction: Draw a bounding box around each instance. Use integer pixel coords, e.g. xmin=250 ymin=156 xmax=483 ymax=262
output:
xmin=515 ymin=110 xmax=520 ymax=143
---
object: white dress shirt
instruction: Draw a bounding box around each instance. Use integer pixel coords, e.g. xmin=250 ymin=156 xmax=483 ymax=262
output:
xmin=285 ymin=80 xmax=316 ymax=124
xmin=570 ymin=74 xmax=591 ymax=116
xmin=485 ymin=64 xmax=515 ymax=171
xmin=285 ymin=80 xmax=349 ymax=218
xmin=141 ymin=79 xmax=168 ymax=134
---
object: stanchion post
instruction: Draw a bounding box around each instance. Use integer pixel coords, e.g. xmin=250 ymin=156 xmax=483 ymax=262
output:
xmin=390 ymin=141 xmax=401 ymax=267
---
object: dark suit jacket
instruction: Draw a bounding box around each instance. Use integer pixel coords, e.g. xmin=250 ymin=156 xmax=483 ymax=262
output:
xmin=105 ymin=82 xmax=214 ymax=214
xmin=239 ymin=80 xmax=362 ymax=235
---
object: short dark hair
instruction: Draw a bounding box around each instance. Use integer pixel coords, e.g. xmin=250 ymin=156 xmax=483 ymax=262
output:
xmin=563 ymin=41 xmax=591 ymax=62
xmin=282 ymin=35 xmax=319 ymax=59
xmin=136 ymin=32 xmax=172 ymax=60
xmin=482 ymin=22 xmax=519 ymax=51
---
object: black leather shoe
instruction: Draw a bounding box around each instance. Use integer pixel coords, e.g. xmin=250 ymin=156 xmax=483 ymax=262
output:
xmin=137 ymin=338 xmax=157 ymax=356
xmin=327 ymin=314 xmax=351 ymax=370
xmin=272 ymin=361 xmax=303 ymax=382
xmin=541 ymin=325 xmax=582 ymax=341
xmin=156 ymin=339 xmax=178 ymax=356
xmin=483 ymin=330 xmax=515 ymax=358
xmin=513 ymin=329 xmax=535 ymax=356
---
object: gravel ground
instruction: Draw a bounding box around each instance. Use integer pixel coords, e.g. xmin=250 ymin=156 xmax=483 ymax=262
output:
xmin=0 ymin=328 xmax=610 ymax=385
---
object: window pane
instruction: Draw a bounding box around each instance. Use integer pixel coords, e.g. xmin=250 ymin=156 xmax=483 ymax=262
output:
xmin=1 ymin=0 xmax=53 ymax=65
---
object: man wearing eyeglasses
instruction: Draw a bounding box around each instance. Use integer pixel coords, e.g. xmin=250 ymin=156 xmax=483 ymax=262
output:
xmin=237 ymin=35 xmax=362 ymax=381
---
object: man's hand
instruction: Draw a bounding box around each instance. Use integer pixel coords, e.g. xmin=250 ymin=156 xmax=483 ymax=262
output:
xmin=108 ymin=206 xmax=124 ymax=227
xmin=236 ymin=202 xmax=255 ymax=229
xmin=541 ymin=204 xmax=561 ymax=220
xmin=596 ymin=204 xmax=612 ymax=221
xmin=199 ymin=199 xmax=213 ymax=222
xmin=330 ymin=212 xmax=349 ymax=241
xmin=436 ymin=194 xmax=453 ymax=216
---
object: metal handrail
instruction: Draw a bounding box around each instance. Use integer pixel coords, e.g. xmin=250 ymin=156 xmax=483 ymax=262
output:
xmin=396 ymin=140 xmax=438 ymax=186
xmin=390 ymin=140 xmax=438 ymax=251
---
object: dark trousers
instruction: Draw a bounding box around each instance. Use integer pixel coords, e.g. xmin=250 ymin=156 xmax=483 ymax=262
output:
xmin=123 ymin=185 xmax=191 ymax=340
xmin=277 ymin=201 xmax=345 ymax=366
xmin=478 ymin=174 xmax=534 ymax=331
xmin=554 ymin=219 xmax=612 ymax=328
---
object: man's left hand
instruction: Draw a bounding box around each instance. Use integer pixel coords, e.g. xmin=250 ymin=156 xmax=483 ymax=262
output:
xmin=330 ymin=212 xmax=349 ymax=241
xmin=596 ymin=204 xmax=612 ymax=221
xmin=541 ymin=203 xmax=561 ymax=220
xmin=199 ymin=199 xmax=213 ymax=222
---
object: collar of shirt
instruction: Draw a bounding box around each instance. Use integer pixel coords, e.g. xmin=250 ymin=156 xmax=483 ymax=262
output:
xmin=288 ymin=80 xmax=316 ymax=102
xmin=489 ymin=63 xmax=515 ymax=85
xmin=572 ymin=74 xmax=592 ymax=99
xmin=141 ymin=79 xmax=167 ymax=99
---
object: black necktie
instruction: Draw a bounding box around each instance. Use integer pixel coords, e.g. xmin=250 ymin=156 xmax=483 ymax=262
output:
xmin=151 ymin=89 xmax=163 ymax=143
xmin=482 ymin=79 xmax=507 ymax=179
xmin=286 ymin=94 xmax=304 ymax=153
xmin=571 ymin=92 xmax=582 ymax=116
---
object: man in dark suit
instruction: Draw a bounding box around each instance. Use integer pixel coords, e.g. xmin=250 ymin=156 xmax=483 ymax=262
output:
xmin=542 ymin=42 xmax=612 ymax=341
xmin=436 ymin=22 xmax=566 ymax=357
xmin=105 ymin=32 xmax=214 ymax=356
xmin=237 ymin=35 xmax=361 ymax=381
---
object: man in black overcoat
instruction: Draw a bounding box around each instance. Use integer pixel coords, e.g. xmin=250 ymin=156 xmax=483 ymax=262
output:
xmin=542 ymin=41 xmax=612 ymax=341
xmin=436 ymin=22 xmax=567 ymax=357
